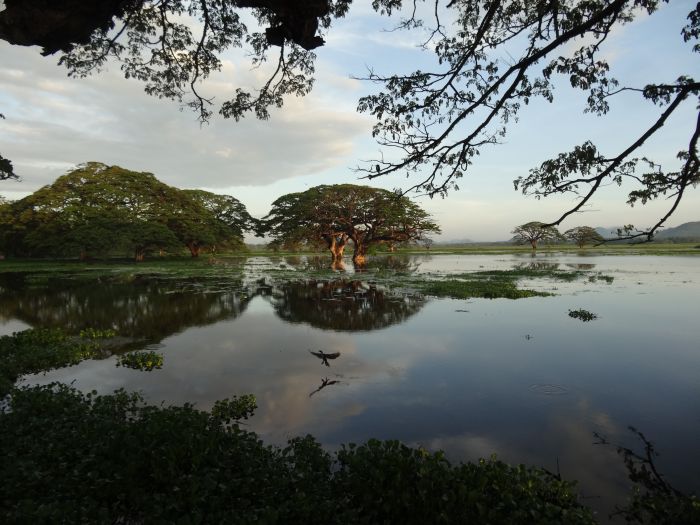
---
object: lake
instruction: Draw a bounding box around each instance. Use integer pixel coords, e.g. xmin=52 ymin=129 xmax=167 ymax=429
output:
xmin=1 ymin=253 xmax=698 ymax=520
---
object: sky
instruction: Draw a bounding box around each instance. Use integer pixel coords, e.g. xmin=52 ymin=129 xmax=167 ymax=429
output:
xmin=0 ymin=0 xmax=698 ymax=241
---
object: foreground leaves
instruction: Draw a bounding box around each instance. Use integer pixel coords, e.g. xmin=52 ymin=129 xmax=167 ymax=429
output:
xmin=0 ymin=383 xmax=595 ymax=524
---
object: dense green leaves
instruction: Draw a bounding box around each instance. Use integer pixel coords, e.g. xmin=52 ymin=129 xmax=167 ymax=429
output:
xmin=0 ymin=328 xmax=113 ymax=396
xmin=260 ymin=184 xmax=440 ymax=262
xmin=0 ymin=383 xmax=596 ymax=525
xmin=0 ymin=163 xmax=251 ymax=260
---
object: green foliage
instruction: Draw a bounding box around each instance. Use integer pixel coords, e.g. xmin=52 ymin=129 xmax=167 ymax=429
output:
xmin=565 ymin=226 xmax=606 ymax=248
xmin=0 ymin=383 xmax=595 ymax=525
xmin=0 ymin=163 xmax=252 ymax=260
xmin=334 ymin=440 xmax=594 ymax=524
xmin=420 ymin=277 xmax=551 ymax=300
xmin=568 ymin=308 xmax=599 ymax=322
xmin=116 ymin=350 xmax=164 ymax=371
xmin=0 ymin=328 xmax=104 ymax=396
xmin=261 ymin=184 xmax=440 ymax=261
xmin=79 ymin=328 xmax=117 ymax=340
xmin=511 ymin=222 xmax=563 ymax=249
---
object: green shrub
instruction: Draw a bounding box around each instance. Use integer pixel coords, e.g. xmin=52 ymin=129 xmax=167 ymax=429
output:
xmin=0 ymin=384 xmax=596 ymax=525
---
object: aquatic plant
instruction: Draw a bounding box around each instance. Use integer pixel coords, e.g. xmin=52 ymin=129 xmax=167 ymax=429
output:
xmin=116 ymin=350 xmax=164 ymax=371
xmin=568 ymin=309 xmax=599 ymax=322
xmin=0 ymin=328 xmax=107 ymax=396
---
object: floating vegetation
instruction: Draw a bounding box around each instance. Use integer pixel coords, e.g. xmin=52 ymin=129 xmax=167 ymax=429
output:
xmin=0 ymin=328 xmax=108 ymax=396
xmin=116 ymin=350 xmax=164 ymax=371
xmin=79 ymin=328 xmax=117 ymax=340
xmin=568 ymin=309 xmax=599 ymax=322
xmin=419 ymin=278 xmax=551 ymax=300
xmin=588 ymin=274 xmax=614 ymax=284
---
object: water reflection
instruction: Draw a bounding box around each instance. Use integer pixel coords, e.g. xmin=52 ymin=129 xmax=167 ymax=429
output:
xmin=0 ymin=274 xmax=250 ymax=343
xmin=309 ymin=376 xmax=344 ymax=397
xmin=267 ymin=279 xmax=425 ymax=331
xmin=0 ymin=274 xmax=427 ymax=340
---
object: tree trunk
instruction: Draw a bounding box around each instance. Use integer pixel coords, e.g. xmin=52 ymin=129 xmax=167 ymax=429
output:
xmin=188 ymin=242 xmax=201 ymax=257
xmin=352 ymin=241 xmax=367 ymax=267
xmin=324 ymin=233 xmax=347 ymax=261
xmin=134 ymin=249 xmax=145 ymax=262
xmin=530 ymin=239 xmax=537 ymax=251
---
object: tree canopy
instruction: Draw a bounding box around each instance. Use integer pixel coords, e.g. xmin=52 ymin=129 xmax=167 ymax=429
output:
xmin=0 ymin=1 xmax=698 ymax=238
xmin=511 ymin=221 xmax=562 ymax=250
xmin=0 ymin=162 xmax=252 ymax=260
xmin=564 ymin=226 xmax=605 ymax=248
xmin=259 ymin=184 xmax=440 ymax=264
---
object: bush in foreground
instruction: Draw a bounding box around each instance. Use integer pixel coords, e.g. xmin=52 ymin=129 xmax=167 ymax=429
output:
xmin=0 ymin=383 xmax=595 ymax=524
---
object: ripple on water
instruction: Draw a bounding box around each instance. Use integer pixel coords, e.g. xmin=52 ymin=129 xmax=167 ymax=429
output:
xmin=529 ymin=384 xmax=568 ymax=396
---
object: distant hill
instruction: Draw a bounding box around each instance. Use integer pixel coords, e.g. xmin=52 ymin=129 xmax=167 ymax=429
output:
xmin=655 ymin=221 xmax=700 ymax=240
xmin=595 ymin=221 xmax=700 ymax=241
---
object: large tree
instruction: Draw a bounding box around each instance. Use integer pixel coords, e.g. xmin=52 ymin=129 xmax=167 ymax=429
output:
xmin=0 ymin=1 xmax=697 ymax=237
xmin=0 ymin=163 xmax=252 ymax=259
xmin=564 ymin=226 xmax=605 ymax=248
xmin=260 ymin=184 xmax=440 ymax=265
xmin=177 ymin=189 xmax=254 ymax=256
xmin=511 ymin=222 xmax=562 ymax=251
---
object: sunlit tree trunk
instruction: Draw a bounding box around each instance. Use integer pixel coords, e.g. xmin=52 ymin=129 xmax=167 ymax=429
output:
xmin=324 ymin=233 xmax=348 ymax=262
xmin=352 ymin=242 xmax=367 ymax=267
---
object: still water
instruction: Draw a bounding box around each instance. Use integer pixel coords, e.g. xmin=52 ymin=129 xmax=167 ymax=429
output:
xmin=1 ymin=254 xmax=699 ymax=518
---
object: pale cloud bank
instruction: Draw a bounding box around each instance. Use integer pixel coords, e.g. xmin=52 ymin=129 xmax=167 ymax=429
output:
xmin=0 ymin=43 xmax=371 ymax=192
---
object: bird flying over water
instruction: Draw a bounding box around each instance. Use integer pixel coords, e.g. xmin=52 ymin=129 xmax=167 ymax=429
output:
xmin=309 ymin=350 xmax=341 ymax=367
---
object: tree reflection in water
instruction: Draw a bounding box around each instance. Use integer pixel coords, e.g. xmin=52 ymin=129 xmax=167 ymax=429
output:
xmin=0 ymin=274 xmax=250 ymax=346
xmin=268 ymin=279 xmax=425 ymax=331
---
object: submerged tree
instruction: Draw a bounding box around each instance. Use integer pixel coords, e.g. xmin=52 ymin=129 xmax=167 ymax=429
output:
xmin=512 ymin=222 xmax=562 ymax=251
xmin=260 ymin=184 xmax=440 ymax=265
xmin=564 ymin=226 xmax=605 ymax=248
xmin=0 ymin=1 xmax=697 ymax=236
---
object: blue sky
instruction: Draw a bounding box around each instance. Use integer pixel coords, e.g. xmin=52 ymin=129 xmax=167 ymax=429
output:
xmin=0 ymin=1 xmax=698 ymax=241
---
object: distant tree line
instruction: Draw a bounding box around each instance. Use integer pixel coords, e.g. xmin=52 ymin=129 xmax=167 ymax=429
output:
xmin=0 ymin=164 xmax=439 ymax=263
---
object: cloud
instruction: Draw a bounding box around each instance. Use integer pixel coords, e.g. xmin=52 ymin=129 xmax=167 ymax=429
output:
xmin=0 ymin=43 xmax=371 ymax=192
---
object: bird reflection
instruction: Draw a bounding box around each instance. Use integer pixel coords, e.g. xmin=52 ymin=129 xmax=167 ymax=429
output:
xmin=309 ymin=377 xmax=342 ymax=397
xmin=309 ymin=349 xmax=341 ymax=367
